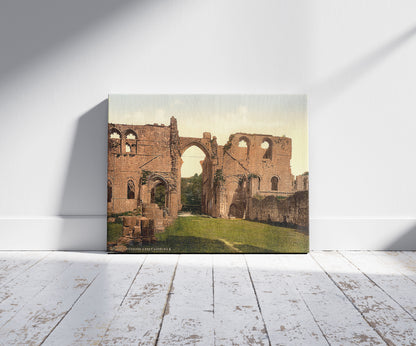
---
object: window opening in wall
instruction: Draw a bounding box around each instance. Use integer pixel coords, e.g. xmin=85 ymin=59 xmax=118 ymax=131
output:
xmin=110 ymin=130 xmax=121 ymax=139
xmin=127 ymin=180 xmax=135 ymax=199
xmin=107 ymin=181 xmax=112 ymax=202
xmin=271 ymin=176 xmax=278 ymax=191
xmin=262 ymin=139 xmax=272 ymax=159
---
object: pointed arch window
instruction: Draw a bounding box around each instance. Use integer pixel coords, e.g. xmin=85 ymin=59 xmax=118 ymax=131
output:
xmin=271 ymin=176 xmax=278 ymax=191
xmin=238 ymin=137 xmax=250 ymax=159
xmin=261 ymin=138 xmax=273 ymax=159
xmin=126 ymin=130 xmax=138 ymax=140
xmin=127 ymin=180 xmax=135 ymax=199
xmin=110 ymin=129 xmax=121 ymax=139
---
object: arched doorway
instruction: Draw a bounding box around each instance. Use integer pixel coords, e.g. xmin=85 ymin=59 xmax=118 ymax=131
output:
xmin=180 ymin=144 xmax=210 ymax=215
xmin=151 ymin=181 xmax=167 ymax=208
xmin=229 ymin=203 xmax=244 ymax=218
xmin=149 ymin=177 xmax=169 ymax=211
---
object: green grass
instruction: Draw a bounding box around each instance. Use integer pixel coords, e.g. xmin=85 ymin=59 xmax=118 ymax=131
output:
xmin=148 ymin=216 xmax=308 ymax=253
xmin=107 ymin=223 xmax=123 ymax=243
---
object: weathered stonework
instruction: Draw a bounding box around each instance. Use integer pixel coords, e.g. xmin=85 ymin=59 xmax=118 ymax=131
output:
xmin=247 ymin=191 xmax=309 ymax=228
xmin=107 ymin=215 xmax=157 ymax=252
xmin=294 ymin=174 xmax=309 ymax=192
xmin=107 ymin=117 xmax=308 ymax=229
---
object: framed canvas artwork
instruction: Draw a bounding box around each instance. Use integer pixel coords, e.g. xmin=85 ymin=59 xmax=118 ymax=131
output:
xmin=107 ymin=95 xmax=308 ymax=253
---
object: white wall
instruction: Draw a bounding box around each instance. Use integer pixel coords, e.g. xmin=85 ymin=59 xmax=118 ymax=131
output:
xmin=0 ymin=0 xmax=415 ymax=250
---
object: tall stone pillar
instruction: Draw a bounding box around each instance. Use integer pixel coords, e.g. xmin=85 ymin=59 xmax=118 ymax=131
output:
xmin=169 ymin=117 xmax=181 ymax=217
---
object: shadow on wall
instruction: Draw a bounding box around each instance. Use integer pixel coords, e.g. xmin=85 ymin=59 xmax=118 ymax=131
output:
xmin=58 ymin=100 xmax=108 ymax=250
xmin=385 ymin=223 xmax=416 ymax=251
xmin=0 ymin=0 xmax=139 ymax=81
xmin=59 ymin=100 xmax=108 ymax=216
xmin=309 ymin=24 xmax=416 ymax=110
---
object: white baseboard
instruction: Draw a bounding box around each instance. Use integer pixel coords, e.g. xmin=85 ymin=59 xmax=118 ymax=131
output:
xmin=310 ymin=218 xmax=416 ymax=250
xmin=0 ymin=216 xmax=106 ymax=251
xmin=0 ymin=217 xmax=415 ymax=251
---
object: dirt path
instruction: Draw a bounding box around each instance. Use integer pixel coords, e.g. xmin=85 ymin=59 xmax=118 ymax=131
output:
xmin=178 ymin=212 xmax=193 ymax=217
xmin=218 ymin=239 xmax=242 ymax=253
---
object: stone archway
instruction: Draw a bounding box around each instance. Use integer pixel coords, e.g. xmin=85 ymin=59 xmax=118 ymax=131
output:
xmin=151 ymin=179 xmax=168 ymax=208
xmin=179 ymin=138 xmax=213 ymax=158
xmin=179 ymin=139 xmax=214 ymax=215
xmin=141 ymin=174 xmax=172 ymax=215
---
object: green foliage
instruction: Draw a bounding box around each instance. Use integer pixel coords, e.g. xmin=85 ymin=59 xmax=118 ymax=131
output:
xmin=107 ymin=223 xmax=123 ymax=243
xmin=181 ymin=173 xmax=202 ymax=213
xmin=108 ymin=207 xmax=141 ymax=220
xmin=214 ymin=169 xmax=225 ymax=186
xmin=141 ymin=170 xmax=151 ymax=185
xmin=154 ymin=184 xmax=166 ymax=208
xmin=149 ymin=216 xmax=308 ymax=253
xmin=302 ymin=171 xmax=309 ymax=176
xmin=247 ymin=173 xmax=259 ymax=180
xmin=253 ymin=194 xmax=264 ymax=200
xmin=223 ymin=134 xmax=234 ymax=153
xmin=252 ymin=194 xmax=286 ymax=201
xmin=237 ymin=173 xmax=259 ymax=187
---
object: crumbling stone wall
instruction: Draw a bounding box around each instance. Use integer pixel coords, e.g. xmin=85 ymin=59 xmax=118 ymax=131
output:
xmin=294 ymin=174 xmax=309 ymax=192
xmin=216 ymin=133 xmax=295 ymax=219
xmin=247 ymin=191 xmax=309 ymax=228
xmin=108 ymin=118 xmax=180 ymax=215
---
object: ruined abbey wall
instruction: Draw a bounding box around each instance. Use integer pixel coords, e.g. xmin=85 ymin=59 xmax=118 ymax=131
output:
xmin=215 ymin=133 xmax=295 ymax=219
xmin=107 ymin=119 xmax=180 ymax=216
xmin=246 ymin=191 xmax=309 ymax=228
xmin=107 ymin=116 xmax=308 ymax=229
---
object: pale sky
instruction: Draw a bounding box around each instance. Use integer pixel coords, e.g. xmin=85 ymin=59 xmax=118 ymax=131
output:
xmin=109 ymin=95 xmax=308 ymax=177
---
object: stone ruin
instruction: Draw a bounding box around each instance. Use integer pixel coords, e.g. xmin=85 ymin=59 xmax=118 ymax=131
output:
xmin=107 ymin=116 xmax=309 ymax=234
xmin=107 ymin=215 xmax=157 ymax=252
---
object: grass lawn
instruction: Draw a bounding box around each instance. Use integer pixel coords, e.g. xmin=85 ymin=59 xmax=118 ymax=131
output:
xmin=149 ymin=216 xmax=308 ymax=253
xmin=107 ymin=223 xmax=123 ymax=243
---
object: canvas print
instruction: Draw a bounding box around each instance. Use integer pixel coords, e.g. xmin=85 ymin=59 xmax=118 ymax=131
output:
xmin=107 ymin=95 xmax=309 ymax=253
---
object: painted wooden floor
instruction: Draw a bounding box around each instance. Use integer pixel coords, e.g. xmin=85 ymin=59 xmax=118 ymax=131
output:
xmin=0 ymin=252 xmax=415 ymax=345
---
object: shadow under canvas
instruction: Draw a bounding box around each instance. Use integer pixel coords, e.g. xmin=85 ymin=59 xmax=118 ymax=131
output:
xmin=58 ymin=100 xmax=108 ymax=250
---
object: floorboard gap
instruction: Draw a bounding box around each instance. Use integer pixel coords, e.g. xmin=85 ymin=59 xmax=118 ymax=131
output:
xmin=244 ymin=255 xmax=272 ymax=346
xmin=39 ymin=270 xmax=101 ymax=345
xmin=339 ymin=251 xmax=416 ymax=322
xmin=310 ymin=252 xmax=390 ymax=345
xmin=154 ymin=255 xmax=180 ymax=346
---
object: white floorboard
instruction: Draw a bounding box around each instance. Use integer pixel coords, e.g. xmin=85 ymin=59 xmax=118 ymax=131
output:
xmin=213 ymin=255 xmax=269 ymax=345
xmin=373 ymin=251 xmax=416 ymax=282
xmin=0 ymin=251 xmax=49 ymax=288
xmin=313 ymin=251 xmax=416 ymax=345
xmin=157 ymin=255 xmax=214 ymax=345
xmin=0 ymin=251 xmax=414 ymax=345
xmin=282 ymin=254 xmax=384 ymax=345
xmin=43 ymin=254 xmax=146 ymax=345
xmin=100 ymin=255 xmax=178 ymax=345
xmin=0 ymin=252 xmax=107 ymax=345
xmin=0 ymin=252 xmax=73 ymax=329
xmin=341 ymin=251 xmax=416 ymax=320
xmin=245 ymin=255 xmax=327 ymax=345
